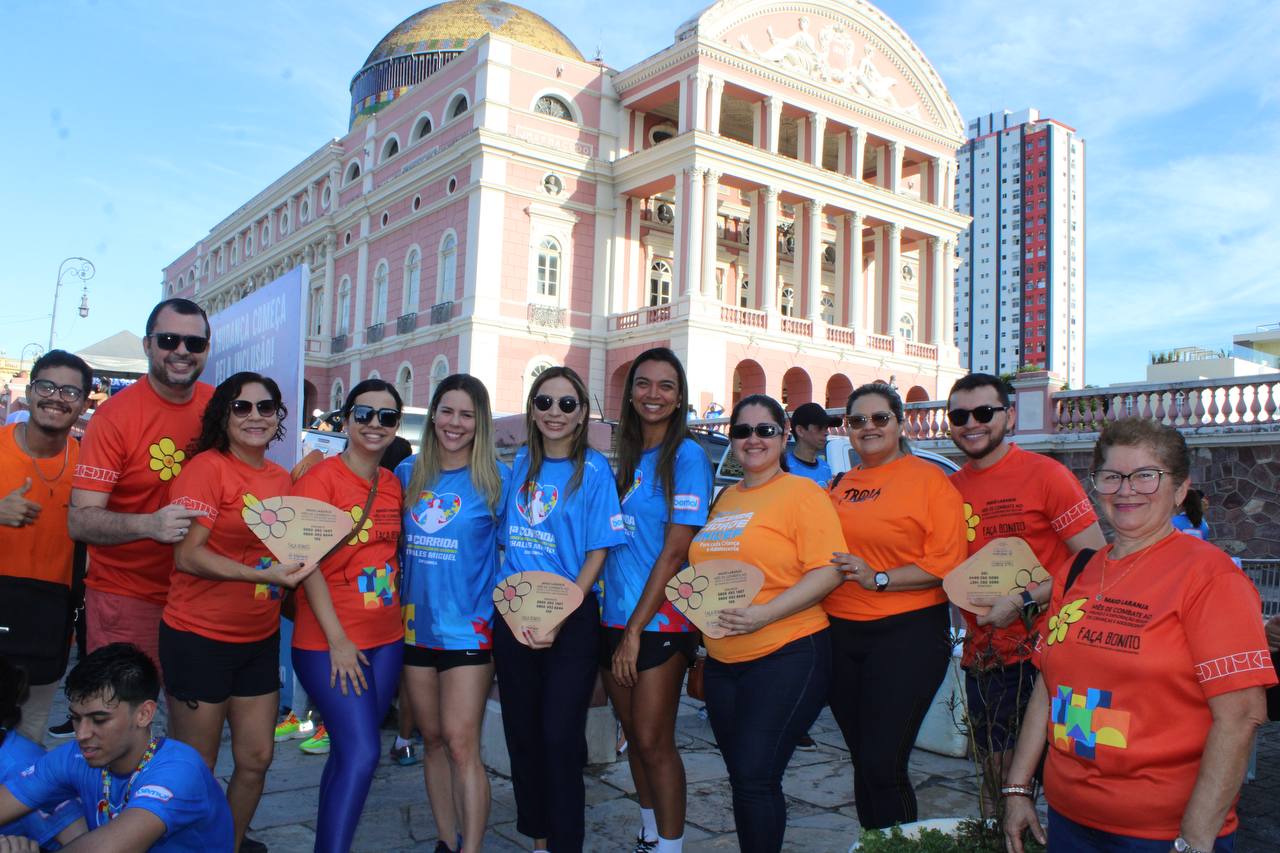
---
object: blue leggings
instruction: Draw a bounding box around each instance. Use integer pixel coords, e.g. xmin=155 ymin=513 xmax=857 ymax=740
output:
xmin=293 ymin=641 xmax=404 ymax=853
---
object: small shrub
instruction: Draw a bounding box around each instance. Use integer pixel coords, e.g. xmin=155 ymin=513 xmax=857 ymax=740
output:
xmin=856 ymin=819 xmax=1046 ymax=852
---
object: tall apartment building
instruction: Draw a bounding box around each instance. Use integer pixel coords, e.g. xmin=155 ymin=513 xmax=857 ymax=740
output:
xmin=954 ymin=108 xmax=1085 ymax=387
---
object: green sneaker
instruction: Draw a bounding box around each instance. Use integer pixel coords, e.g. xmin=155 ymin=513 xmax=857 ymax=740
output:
xmin=299 ymin=724 xmax=330 ymax=754
xmin=273 ymin=711 xmax=301 ymax=742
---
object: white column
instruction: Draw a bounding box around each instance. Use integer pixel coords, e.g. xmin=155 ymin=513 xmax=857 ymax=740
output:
xmin=888 ymin=141 xmax=903 ymax=193
xmin=944 ymin=239 xmax=956 ymax=346
xmin=760 ymin=187 xmax=778 ymax=312
xmin=692 ymin=73 xmax=711 ymax=131
xmin=747 ymin=191 xmax=760 ymax=306
xmin=851 ymin=126 xmax=866 ymax=180
xmin=677 ymin=76 xmax=690 ymax=134
xmin=887 ymin=223 xmax=902 ymax=336
xmin=708 ymin=77 xmax=724 ymax=135
xmin=765 ymin=96 xmax=781 ymax=154
xmin=848 ymin=212 xmax=864 ymax=330
xmin=810 ymin=112 xmax=827 ymax=167
xmin=930 ymin=236 xmax=945 ymax=344
xmin=805 ymin=200 xmax=823 ymax=321
xmin=701 ymin=170 xmax=720 ymax=297
xmin=609 ymin=196 xmax=630 ymax=313
xmin=321 ymin=236 xmax=335 ymax=338
xmin=931 ymin=157 xmax=945 ymax=206
xmin=677 ymin=167 xmax=704 ymax=297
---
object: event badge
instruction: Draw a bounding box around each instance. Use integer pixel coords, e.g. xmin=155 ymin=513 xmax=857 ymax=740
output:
xmin=493 ymin=571 xmax=585 ymax=646
xmin=242 ymin=494 xmax=352 ymax=566
xmin=942 ymin=537 xmax=1051 ymax=615
xmin=665 ymin=559 xmax=766 ymax=639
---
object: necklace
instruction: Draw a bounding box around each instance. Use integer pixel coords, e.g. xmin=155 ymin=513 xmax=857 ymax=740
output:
xmin=1095 ymin=547 xmax=1153 ymax=601
xmin=96 ymin=737 xmax=161 ymax=824
xmin=15 ymin=424 xmax=70 ymax=491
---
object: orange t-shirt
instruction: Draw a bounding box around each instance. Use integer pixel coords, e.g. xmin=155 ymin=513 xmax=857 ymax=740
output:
xmin=950 ymin=444 xmax=1098 ymax=668
xmin=290 ymin=456 xmax=403 ymax=651
xmin=163 ymin=450 xmax=293 ymax=643
xmin=1036 ymin=533 xmax=1277 ymax=839
xmin=72 ymin=378 xmax=213 ymax=605
xmin=689 ymin=474 xmax=846 ymax=664
xmin=824 ymin=454 xmax=967 ymax=621
xmin=0 ymin=424 xmax=80 ymax=586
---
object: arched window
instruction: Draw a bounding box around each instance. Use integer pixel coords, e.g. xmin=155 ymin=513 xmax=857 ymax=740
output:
xmin=280 ymin=211 xmax=290 ymax=234
xmin=337 ymin=277 xmax=351 ymax=335
xmin=231 ymin=243 xmax=239 ymax=265
xmin=403 ymin=249 xmax=421 ymax=312
xmin=536 ymin=237 xmax=560 ymax=298
xmin=413 ymin=115 xmax=433 ymax=141
xmin=449 ymin=94 xmax=469 ymax=119
xmin=430 ymin=356 xmax=449 ymax=400
xmin=300 ymin=199 xmax=310 ymax=222
xmin=245 ymin=232 xmax=254 ymax=255
xmin=437 ymin=234 xmax=457 ymax=303
xmin=373 ymin=262 xmax=389 ymax=323
xmin=780 ymin=286 xmax=795 ymax=317
xmin=262 ymin=222 xmax=271 ymax=245
xmin=309 ymin=286 xmax=324 ymax=335
xmin=740 ymin=277 xmax=751 ymax=308
xmin=525 ymin=359 xmax=555 ymax=400
xmin=332 ymin=381 xmax=345 ymax=411
xmin=648 ymin=260 xmax=672 ymax=306
xmin=381 ymin=136 xmax=399 ymax=162
xmin=344 ymin=161 xmax=361 ymax=185
xmin=899 ymin=313 xmax=915 ymax=340
xmin=820 ymin=293 xmax=836 ymax=324
xmin=534 ymin=95 xmax=573 ymax=121
xmin=397 ymin=365 xmax=414 ymax=407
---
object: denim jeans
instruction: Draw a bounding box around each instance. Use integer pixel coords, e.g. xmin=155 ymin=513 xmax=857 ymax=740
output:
xmin=1049 ymin=807 xmax=1235 ymax=852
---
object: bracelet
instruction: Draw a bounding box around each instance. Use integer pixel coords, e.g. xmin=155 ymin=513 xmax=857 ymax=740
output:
xmin=1020 ymin=589 xmax=1036 ymax=610
xmin=1000 ymin=785 xmax=1035 ymax=798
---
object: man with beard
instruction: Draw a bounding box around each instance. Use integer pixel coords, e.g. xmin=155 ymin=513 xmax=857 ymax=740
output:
xmin=946 ymin=373 xmax=1105 ymax=793
xmin=0 ymin=351 xmax=92 ymax=742
xmin=68 ymin=300 xmax=213 ymax=675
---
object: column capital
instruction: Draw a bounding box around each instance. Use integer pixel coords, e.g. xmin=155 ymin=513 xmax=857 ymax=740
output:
xmin=761 ymin=185 xmax=779 ymax=201
xmin=887 ymin=222 xmax=902 ymax=237
xmin=807 ymin=199 xmax=824 ymax=220
xmin=709 ymin=74 xmax=725 ymax=93
xmin=685 ymin=165 xmax=706 ymax=180
xmin=703 ymin=168 xmax=722 ymax=183
xmin=928 ymin=234 xmax=941 ymax=250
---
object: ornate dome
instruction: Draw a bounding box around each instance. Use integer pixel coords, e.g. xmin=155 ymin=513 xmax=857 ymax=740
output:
xmin=350 ymin=0 xmax=583 ymax=127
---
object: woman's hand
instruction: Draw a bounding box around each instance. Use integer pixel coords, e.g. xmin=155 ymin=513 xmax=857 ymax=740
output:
xmin=832 ymin=552 xmax=875 ymax=589
xmin=329 ymin=637 xmax=370 ymax=696
xmin=1002 ymin=795 xmax=1045 ymax=853
xmin=523 ymin=623 xmax=561 ymax=650
xmin=612 ymin=629 xmax=642 ymax=688
xmin=717 ymin=605 xmax=773 ymax=636
xmin=256 ymin=561 xmax=317 ymax=590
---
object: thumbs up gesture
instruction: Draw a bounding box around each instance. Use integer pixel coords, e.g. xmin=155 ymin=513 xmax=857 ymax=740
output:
xmin=0 ymin=478 xmax=41 ymax=527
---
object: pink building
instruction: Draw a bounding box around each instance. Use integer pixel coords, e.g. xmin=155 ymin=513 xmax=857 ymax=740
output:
xmin=163 ymin=0 xmax=971 ymax=418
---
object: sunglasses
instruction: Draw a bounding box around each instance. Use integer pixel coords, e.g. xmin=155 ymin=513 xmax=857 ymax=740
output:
xmin=230 ymin=399 xmax=282 ymax=419
xmin=350 ymin=405 xmax=401 ymax=427
xmin=533 ymin=394 xmax=580 ymax=414
xmin=946 ymin=405 xmax=1008 ymax=426
xmin=31 ymin=379 xmax=86 ymax=403
xmin=728 ymin=423 xmax=782 ymax=440
xmin=148 ymin=333 xmax=209 ymax=354
xmin=845 ymin=412 xmax=896 ymax=430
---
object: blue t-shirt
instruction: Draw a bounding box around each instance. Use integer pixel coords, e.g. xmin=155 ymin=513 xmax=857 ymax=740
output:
xmin=500 ymin=447 xmax=625 ymax=583
xmin=601 ymin=438 xmax=712 ymax=631
xmin=1172 ymin=512 xmax=1210 ymax=539
xmin=5 ymin=738 xmax=233 ymax=853
xmin=0 ymin=730 xmax=80 ymax=847
xmin=785 ymin=449 xmax=833 ymax=489
xmin=397 ymin=457 xmax=510 ymax=650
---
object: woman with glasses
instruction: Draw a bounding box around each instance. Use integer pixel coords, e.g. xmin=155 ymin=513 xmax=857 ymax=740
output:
xmin=291 ymin=378 xmax=406 ymax=853
xmin=600 ymin=348 xmax=712 ymax=853
xmin=163 ymin=371 xmax=314 ymax=851
xmin=688 ymin=394 xmax=845 ymax=853
xmin=825 ymin=381 xmax=967 ymax=831
xmin=495 ymin=366 xmax=625 ymax=853
xmin=396 ymin=374 xmax=507 ymax=853
xmin=1004 ymin=419 xmax=1274 ymax=853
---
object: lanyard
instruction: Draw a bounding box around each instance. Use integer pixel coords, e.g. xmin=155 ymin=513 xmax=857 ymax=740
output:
xmin=97 ymin=737 xmax=161 ymax=823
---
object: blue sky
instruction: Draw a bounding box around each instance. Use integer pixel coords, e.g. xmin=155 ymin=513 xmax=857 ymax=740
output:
xmin=2 ymin=0 xmax=1277 ymax=386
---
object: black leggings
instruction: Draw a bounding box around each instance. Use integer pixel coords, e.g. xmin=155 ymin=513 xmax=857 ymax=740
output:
xmin=828 ymin=605 xmax=951 ymax=829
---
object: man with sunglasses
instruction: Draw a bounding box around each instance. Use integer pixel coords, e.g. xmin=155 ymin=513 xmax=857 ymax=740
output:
xmin=69 ymin=299 xmax=215 ymax=674
xmin=946 ymin=374 xmax=1105 ymax=791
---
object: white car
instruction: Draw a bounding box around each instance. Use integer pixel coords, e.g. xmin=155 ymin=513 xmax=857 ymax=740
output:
xmin=713 ymin=433 xmax=958 ymax=488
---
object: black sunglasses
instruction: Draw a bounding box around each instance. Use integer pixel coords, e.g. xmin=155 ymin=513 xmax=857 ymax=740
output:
xmin=728 ymin=423 xmax=782 ymax=440
xmin=350 ymin=405 xmax=401 ymax=427
xmin=533 ymin=394 xmax=580 ymax=414
xmin=149 ymin=333 xmax=209 ymax=354
xmin=845 ymin=412 xmax=896 ymax=430
xmin=31 ymin=379 xmax=86 ymax=403
xmin=947 ymin=405 xmax=1008 ymax=426
xmin=230 ymin=399 xmax=283 ymax=419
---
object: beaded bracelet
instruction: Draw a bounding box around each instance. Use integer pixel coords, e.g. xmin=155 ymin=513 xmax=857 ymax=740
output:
xmin=1000 ymin=785 xmax=1035 ymax=798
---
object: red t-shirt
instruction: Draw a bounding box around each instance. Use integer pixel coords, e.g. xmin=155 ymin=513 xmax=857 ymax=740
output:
xmin=290 ymin=456 xmax=403 ymax=651
xmin=72 ymin=378 xmax=213 ymax=605
xmin=950 ymin=444 xmax=1098 ymax=668
xmin=163 ymin=450 xmax=292 ymax=643
xmin=1036 ymin=533 xmax=1276 ymax=839
xmin=0 ymin=424 xmax=79 ymax=586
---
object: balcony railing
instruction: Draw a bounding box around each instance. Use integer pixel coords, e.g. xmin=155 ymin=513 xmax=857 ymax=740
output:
xmin=719 ymin=305 xmax=767 ymax=329
xmin=781 ymin=316 xmax=812 ymax=337
xmin=826 ymin=326 xmax=855 ymax=346
xmin=366 ymin=323 xmax=385 ymax=344
xmin=330 ymin=334 xmax=348 ymax=354
xmin=396 ymin=312 xmax=418 ymax=335
xmin=430 ymin=301 xmax=455 ymax=325
xmin=904 ymin=341 xmax=938 ymax=360
xmin=528 ymin=303 xmax=566 ymax=328
xmin=866 ymin=332 xmax=894 ymax=353
xmin=1053 ymin=376 xmax=1280 ymax=433
xmin=610 ymin=304 xmax=672 ymax=331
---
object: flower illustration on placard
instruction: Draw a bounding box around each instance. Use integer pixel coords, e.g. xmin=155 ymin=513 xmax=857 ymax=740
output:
xmin=348 ymin=505 xmax=373 ymax=545
xmin=1012 ymin=568 xmax=1045 ymax=597
xmin=148 ymin=437 xmax=185 ymax=482
xmin=665 ymin=566 xmax=711 ymax=612
xmin=242 ymin=494 xmax=294 ymax=540
xmin=1046 ymin=598 xmax=1087 ymax=645
xmin=963 ymin=503 xmax=980 ymax=542
xmin=493 ymin=576 xmax=533 ymax=614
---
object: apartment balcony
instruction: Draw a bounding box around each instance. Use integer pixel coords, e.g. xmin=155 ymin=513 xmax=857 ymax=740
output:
xmin=330 ymin=334 xmax=348 ymax=354
xmin=396 ymin=312 xmax=418 ymax=335
xmin=366 ymin=323 xmax=385 ymax=344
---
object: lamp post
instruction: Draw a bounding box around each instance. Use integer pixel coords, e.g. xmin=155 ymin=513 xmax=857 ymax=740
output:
xmin=50 ymin=256 xmax=95 ymax=351
xmin=19 ymin=343 xmax=44 ymax=371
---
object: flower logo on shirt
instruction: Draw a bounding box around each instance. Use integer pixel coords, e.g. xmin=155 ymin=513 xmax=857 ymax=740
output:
xmin=515 ymin=482 xmax=559 ymax=526
xmin=348 ymin=505 xmax=373 ymax=545
xmin=493 ymin=576 xmax=533 ymax=614
xmin=148 ymin=437 xmax=185 ymax=482
xmin=242 ymin=494 xmax=294 ymax=540
xmin=410 ymin=491 xmax=462 ymax=533
xmin=963 ymin=503 xmax=980 ymax=543
xmin=1045 ymin=598 xmax=1088 ymax=645
xmin=665 ymin=566 xmax=712 ymax=612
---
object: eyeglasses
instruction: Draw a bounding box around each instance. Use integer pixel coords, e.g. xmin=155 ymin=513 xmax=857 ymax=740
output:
xmin=728 ymin=423 xmax=782 ymax=440
xmin=1090 ymin=468 xmax=1170 ymax=495
xmin=350 ymin=405 xmax=401 ymax=427
xmin=845 ymin=412 xmax=896 ymax=430
xmin=30 ymin=379 xmax=86 ymax=403
xmin=148 ymin=333 xmax=209 ymax=354
xmin=533 ymin=394 xmax=580 ymax=414
xmin=230 ymin=399 xmax=283 ymax=419
xmin=947 ymin=405 xmax=1008 ymax=426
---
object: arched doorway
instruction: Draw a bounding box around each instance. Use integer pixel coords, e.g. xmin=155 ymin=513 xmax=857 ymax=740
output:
xmin=731 ymin=359 xmax=765 ymax=407
xmin=606 ymin=361 xmax=632 ymax=421
xmin=781 ymin=367 xmax=812 ymax=408
xmin=302 ymin=380 xmax=318 ymax=426
xmin=905 ymin=385 xmax=930 ymax=403
xmin=825 ymin=374 xmax=852 ymax=410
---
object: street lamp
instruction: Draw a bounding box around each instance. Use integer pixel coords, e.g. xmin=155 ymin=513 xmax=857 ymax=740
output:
xmin=50 ymin=256 xmax=95 ymax=351
xmin=19 ymin=343 xmax=44 ymax=371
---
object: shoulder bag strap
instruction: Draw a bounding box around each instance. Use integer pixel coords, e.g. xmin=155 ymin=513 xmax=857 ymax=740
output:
xmin=1062 ymin=547 xmax=1097 ymax=594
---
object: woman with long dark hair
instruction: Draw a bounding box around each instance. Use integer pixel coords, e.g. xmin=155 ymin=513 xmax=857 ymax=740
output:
xmin=601 ymin=348 xmax=712 ymax=853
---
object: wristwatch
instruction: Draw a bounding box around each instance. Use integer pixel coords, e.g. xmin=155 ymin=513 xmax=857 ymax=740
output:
xmin=874 ymin=571 xmax=890 ymax=592
xmin=1019 ymin=589 xmax=1037 ymax=610
xmin=1173 ymin=838 xmax=1208 ymax=853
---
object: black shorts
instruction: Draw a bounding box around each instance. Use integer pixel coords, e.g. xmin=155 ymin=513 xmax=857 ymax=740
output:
xmin=599 ymin=627 xmax=699 ymax=672
xmin=158 ymin=621 xmax=279 ymax=704
xmin=965 ymin=659 xmax=1038 ymax=753
xmin=403 ymin=644 xmax=492 ymax=671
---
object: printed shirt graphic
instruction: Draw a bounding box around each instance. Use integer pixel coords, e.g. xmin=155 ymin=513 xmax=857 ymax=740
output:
xmin=949 ymin=444 xmax=1098 ymax=668
xmin=1035 ymin=533 xmax=1276 ymax=839
xmin=72 ymin=378 xmax=213 ymax=604
xmin=163 ymin=450 xmax=292 ymax=642
xmin=290 ymin=456 xmax=404 ymax=651
xmin=6 ymin=738 xmax=234 ymax=852
xmin=396 ymin=458 xmax=510 ymax=650
xmin=689 ymin=474 xmax=846 ymax=664
xmin=0 ymin=423 xmax=80 ymax=586
xmin=601 ymin=438 xmax=713 ymax=631
xmin=825 ymin=454 xmax=967 ymax=621
xmin=499 ymin=448 xmax=625 ymax=583
xmin=784 ymin=449 xmax=833 ymax=489
xmin=0 ymin=730 xmax=80 ymax=846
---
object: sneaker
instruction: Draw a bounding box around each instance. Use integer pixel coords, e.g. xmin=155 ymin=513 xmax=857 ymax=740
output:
xmin=431 ymin=841 xmax=456 ymax=853
xmin=390 ymin=742 xmax=420 ymax=766
xmin=47 ymin=717 xmax=75 ymax=739
xmin=299 ymin=724 xmax=330 ymax=755
xmin=273 ymin=712 xmax=301 ymax=742
xmin=796 ymin=733 xmax=818 ymax=751
xmin=239 ymin=836 xmax=268 ymax=852
xmin=632 ymin=835 xmax=658 ymax=853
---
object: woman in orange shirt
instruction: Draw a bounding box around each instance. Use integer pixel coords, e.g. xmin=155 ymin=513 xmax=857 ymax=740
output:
xmin=826 ymin=381 xmax=966 ymax=830
xmin=164 ymin=371 xmax=315 ymax=851
xmin=688 ymin=394 xmax=846 ymax=853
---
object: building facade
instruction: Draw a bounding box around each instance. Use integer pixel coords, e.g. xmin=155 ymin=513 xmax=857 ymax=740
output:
xmin=954 ymin=108 xmax=1085 ymax=388
xmin=163 ymin=0 xmax=971 ymax=419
